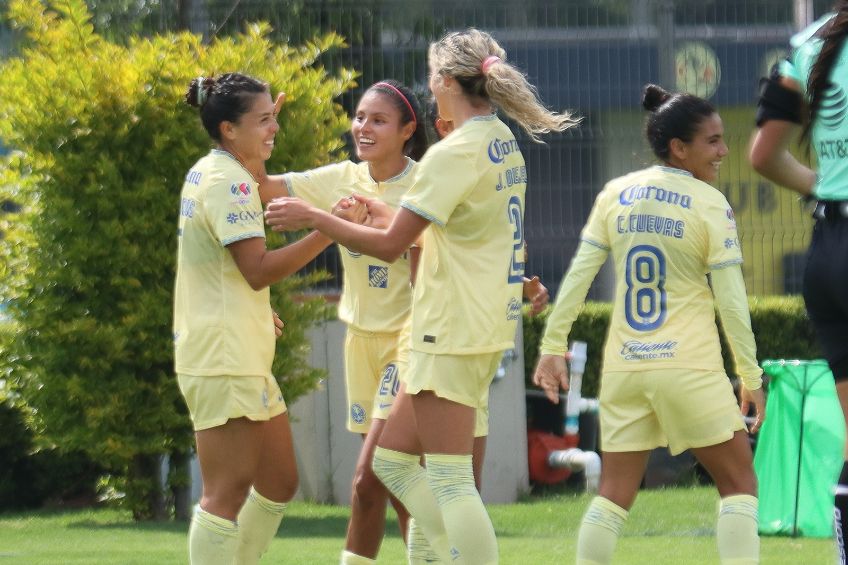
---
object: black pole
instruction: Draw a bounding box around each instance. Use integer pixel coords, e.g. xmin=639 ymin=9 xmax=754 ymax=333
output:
xmin=793 ymin=364 xmax=809 ymax=537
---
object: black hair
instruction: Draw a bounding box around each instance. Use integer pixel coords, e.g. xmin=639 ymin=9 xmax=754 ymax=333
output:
xmin=185 ymin=73 xmax=268 ymax=141
xmin=367 ymin=80 xmax=430 ymax=161
xmin=641 ymin=83 xmax=716 ymax=161
xmin=803 ymin=2 xmax=848 ymax=143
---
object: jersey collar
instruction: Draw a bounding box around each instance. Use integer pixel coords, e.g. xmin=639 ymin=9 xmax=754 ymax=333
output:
xmin=654 ymin=165 xmax=694 ymax=177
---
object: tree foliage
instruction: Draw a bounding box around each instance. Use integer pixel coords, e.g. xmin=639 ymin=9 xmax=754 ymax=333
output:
xmin=0 ymin=0 xmax=355 ymax=519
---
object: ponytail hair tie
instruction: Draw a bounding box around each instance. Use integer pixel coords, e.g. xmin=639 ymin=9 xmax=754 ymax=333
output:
xmin=197 ymin=77 xmax=207 ymax=107
xmin=481 ymin=56 xmax=501 ymax=74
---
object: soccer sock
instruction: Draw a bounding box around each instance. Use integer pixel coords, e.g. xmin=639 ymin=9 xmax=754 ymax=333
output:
xmin=834 ymin=462 xmax=848 ymax=565
xmin=372 ymin=447 xmax=454 ymax=562
xmin=340 ymin=549 xmax=376 ymax=564
xmin=189 ymin=505 xmax=239 ymax=565
xmin=576 ymin=496 xmax=629 ymax=565
xmin=235 ymin=487 xmax=287 ymax=565
xmin=426 ymin=453 xmax=497 ymax=565
xmin=716 ymin=494 xmax=759 ymax=565
xmin=407 ymin=518 xmax=443 ymax=564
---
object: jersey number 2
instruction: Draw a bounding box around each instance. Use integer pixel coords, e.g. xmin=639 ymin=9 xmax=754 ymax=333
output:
xmin=507 ymin=195 xmax=525 ymax=283
xmin=624 ymin=244 xmax=667 ymax=331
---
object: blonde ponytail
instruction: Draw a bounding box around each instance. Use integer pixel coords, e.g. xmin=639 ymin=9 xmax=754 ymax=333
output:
xmin=429 ymin=28 xmax=580 ymax=142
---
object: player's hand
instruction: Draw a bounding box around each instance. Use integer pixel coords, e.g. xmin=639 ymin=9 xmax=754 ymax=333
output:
xmin=353 ymin=194 xmax=395 ymax=229
xmin=265 ymin=197 xmax=317 ymax=231
xmin=532 ymin=353 xmax=570 ymax=404
xmin=331 ymin=195 xmax=367 ymax=224
xmin=740 ymin=385 xmax=766 ymax=434
xmin=272 ymin=311 xmax=285 ymax=338
xmin=522 ymin=276 xmax=549 ymax=316
xmin=274 ymin=92 xmax=286 ymax=116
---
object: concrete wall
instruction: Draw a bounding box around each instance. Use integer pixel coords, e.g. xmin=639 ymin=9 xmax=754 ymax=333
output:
xmin=190 ymin=319 xmax=530 ymax=505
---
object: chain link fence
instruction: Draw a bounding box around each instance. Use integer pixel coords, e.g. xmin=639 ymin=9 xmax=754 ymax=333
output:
xmin=2 ymin=0 xmax=836 ymax=296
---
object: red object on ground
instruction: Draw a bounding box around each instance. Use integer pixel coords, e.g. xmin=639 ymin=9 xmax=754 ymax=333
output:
xmin=527 ymin=429 xmax=580 ymax=484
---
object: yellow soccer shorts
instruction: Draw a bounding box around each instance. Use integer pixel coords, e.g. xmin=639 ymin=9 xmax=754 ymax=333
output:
xmin=599 ymin=368 xmax=746 ymax=455
xmin=177 ymin=373 xmax=287 ymax=432
xmin=344 ymin=327 xmax=406 ymax=434
xmin=404 ymin=350 xmax=503 ymax=438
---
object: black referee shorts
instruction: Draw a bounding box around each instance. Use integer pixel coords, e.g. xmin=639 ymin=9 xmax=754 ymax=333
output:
xmin=804 ymin=201 xmax=848 ymax=381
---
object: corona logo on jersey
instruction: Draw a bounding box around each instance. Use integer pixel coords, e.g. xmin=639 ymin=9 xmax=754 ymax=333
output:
xmin=487 ymin=137 xmax=520 ymax=164
xmin=619 ymin=184 xmax=693 ymax=209
xmin=368 ymin=265 xmax=389 ymax=288
xmin=230 ymin=182 xmax=251 ymax=205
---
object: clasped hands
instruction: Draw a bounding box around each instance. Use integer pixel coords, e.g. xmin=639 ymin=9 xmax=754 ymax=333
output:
xmin=264 ymin=194 xmax=393 ymax=231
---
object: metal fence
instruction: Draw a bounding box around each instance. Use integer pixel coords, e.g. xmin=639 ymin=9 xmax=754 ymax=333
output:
xmin=2 ymin=0 xmax=836 ymax=297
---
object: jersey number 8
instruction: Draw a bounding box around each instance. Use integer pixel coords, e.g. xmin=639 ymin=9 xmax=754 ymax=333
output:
xmin=624 ymin=245 xmax=667 ymax=331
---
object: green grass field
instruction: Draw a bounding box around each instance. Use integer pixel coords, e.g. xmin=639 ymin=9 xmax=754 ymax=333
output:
xmin=0 ymin=487 xmax=833 ymax=564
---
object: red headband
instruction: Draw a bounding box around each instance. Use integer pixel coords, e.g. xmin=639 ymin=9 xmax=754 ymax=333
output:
xmin=373 ymin=82 xmax=417 ymax=126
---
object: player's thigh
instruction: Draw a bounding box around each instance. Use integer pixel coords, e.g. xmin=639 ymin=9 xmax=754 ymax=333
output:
xmin=690 ymin=430 xmax=755 ymax=497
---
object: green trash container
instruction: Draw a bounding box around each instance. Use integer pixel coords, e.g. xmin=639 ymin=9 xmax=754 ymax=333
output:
xmin=754 ymin=360 xmax=845 ymax=537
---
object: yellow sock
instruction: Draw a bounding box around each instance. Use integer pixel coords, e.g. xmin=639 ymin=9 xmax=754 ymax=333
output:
xmin=576 ymin=496 xmax=629 ymax=565
xmin=235 ymin=487 xmax=287 ymax=565
xmin=717 ymin=495 xmax=759 ymax=565
xmin=407 ymin=518 xmax=443 ymax=564
xmin=426 ymin=453 xmax=497 ymax=565
xmin=372 ymin=447 xmax=454 ymax=562
xmin=189 ymin=505 xmax=239 ymax=565
xmin=340 ymin=549 xmax=376 ymax=564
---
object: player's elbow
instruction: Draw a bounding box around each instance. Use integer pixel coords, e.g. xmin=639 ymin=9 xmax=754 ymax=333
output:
xmin=748 ymin=146 xmax=771 ymax=176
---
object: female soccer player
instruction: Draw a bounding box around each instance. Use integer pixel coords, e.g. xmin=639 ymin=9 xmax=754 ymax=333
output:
xmin=265 ymin=28 xmax=577 ymax=563
xmin=534 ymin=84 xmax=765 ymax=565
xmin=175 ymin=72 xmax=348 ymax=565
xmin=258 ymin=79 xmax=427 ymax=565
xmin=750 ymin=3 xmax=848 ymax=559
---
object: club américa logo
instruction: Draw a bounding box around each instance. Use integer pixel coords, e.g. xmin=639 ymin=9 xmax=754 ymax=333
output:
xmin=231 ymin=182 xmax=251 ymax=205
xmin=351 ymin=403 xmax=367 ymax=424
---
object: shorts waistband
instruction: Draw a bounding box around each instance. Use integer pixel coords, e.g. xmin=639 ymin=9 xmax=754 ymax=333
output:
xmin=346 ymin=325 xmax=403 ymax=338
xmin=813 ymin=200 xmax=848 ymax=221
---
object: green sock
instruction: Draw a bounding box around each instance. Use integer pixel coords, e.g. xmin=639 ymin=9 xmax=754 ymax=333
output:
xmin=189 ymin=505 xmax=239 ymax=565
xmin=235 ymin=488 xmax=287 ymax=565
xmin=717 ymin=495 xmax=759 ymax=565
xmin=426 ymin=453 xmax=497 ymax=565
xmin=372 ymin=447 xmax=454 ymax=562
xmin=576 ymin=496 xmax=629 ymax=565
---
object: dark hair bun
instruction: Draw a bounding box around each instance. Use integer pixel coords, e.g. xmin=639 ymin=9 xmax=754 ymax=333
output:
xmin=185 ymin=76 xmax=216 ymax=108
xmin=642 ymin=83 xmax=671 ymax=112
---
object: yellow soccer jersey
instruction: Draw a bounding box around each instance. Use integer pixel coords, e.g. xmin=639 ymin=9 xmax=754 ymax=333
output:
xmin=284 ymin=160 xmax=416 ymax=333
xmin=581 ymin=165 xmax=743 ymax=372
xmin=173 ymin=149 xmax=275 ymax=377
xmin=402 ymin=115 xmax=526 ymax=355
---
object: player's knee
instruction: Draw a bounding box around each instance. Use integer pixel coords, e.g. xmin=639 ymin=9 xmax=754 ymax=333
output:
xmin=715 ymin=468 xmax=757 ymax=498
xmin=351 ymin=464 xmax=388 ymax=507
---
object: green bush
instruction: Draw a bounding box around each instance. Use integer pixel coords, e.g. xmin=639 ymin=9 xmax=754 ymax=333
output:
xmin=0 ymin=0 xmax=355 ymax=519
xmin=524 ymin=295 xmax=821 ymax=398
